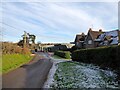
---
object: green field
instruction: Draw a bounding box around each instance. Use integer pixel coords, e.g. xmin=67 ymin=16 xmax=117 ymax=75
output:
xmin=2 ymin=54 xmax=33 ymax=74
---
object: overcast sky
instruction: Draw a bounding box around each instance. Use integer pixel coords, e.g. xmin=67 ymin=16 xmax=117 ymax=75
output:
xmin=1 ymin=1 xmax=118 ymax=43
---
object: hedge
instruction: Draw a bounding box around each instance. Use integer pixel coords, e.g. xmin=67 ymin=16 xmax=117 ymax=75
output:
xmin=54 ymin=51 xmax=71 ymax=59
xmin=72 ymin=45 xmax=120 ymax=70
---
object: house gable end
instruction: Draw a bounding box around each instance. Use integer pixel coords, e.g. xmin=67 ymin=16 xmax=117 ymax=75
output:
xmin=85 ymin=31 xmax=93 ymax=44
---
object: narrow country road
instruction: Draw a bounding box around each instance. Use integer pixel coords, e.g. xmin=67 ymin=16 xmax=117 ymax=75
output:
xmin=2 ymin=52 xmax=53 ymax=88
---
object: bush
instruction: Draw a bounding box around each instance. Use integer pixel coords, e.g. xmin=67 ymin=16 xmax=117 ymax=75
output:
xmin=70 ymin=46 xmax=78 ymax=53
xmin=22 ymin=47 xmax=31 ymax=54
xmin=54 ymin=51 xmax=71 ymax=59
xmin=2 ymin=42 xmax=31 ymax=55
xmin=72 ymin=46 xmax=120 ymax=70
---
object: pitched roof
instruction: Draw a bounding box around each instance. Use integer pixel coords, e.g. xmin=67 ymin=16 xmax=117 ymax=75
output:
xmin=88 ymin=28 xmax=104 ymax=40
xmin=104 ymin=36 xmax=112 ymax=40
xmin=90 ymin=31 xmax=100 ymax=40
xmin=74 ymin=33 xmax=86 ymax=42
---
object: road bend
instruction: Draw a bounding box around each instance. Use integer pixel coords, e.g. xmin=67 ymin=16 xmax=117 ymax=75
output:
xmin=2 ymin=52 xmax=53 ymax=88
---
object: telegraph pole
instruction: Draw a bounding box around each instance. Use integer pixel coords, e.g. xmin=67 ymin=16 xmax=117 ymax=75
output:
xmin=23 ymin=31 xmax=27 ymax=48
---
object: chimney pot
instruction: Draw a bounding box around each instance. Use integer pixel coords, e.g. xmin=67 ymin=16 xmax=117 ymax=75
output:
xmin=81 ymin=33 xmax=85 ymax=36
xmin=89 ymin=28 xmax=92 ymax=31
xmin=99 ymin=29 xmax=102 ymax=32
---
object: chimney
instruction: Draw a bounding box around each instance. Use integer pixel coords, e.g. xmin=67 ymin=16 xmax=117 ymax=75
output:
xmin=99 ymin=29 xmax=102 ymax=32
xmin=89 ymin=28 xmax=92 ymax=32
xmin=81 ymin=33 xmax=85 ymax=36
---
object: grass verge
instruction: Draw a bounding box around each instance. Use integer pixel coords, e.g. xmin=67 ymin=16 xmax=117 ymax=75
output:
xmin=2 ymin=54 xmax=33 ymax=74
xmin=54 ymin=51 xmax=71 ymax=59
xmin=52 ymin=55 xmax=65 ymax=59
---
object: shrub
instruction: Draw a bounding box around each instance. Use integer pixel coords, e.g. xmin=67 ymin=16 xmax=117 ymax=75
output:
xmin=22 ymin=47 xmax=31 ymax=54
xmin=14 ymin=46 xmax=22 ymax=54
xmin=2 ymin=42 xmax=22 ymax=54
xmin=72 ymin=46 xmax=120 ymax=70
xmin=54 ymin=51 xmax=71 ymax=59
xmin=2 ymin=42 xmax=31 ymax=55
xmin=70 ymin=46 xmax=78 ymax=53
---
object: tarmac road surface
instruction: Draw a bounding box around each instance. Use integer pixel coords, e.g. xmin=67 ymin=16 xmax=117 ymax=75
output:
xmin=2 ymin=52 xmax=53 ymax=88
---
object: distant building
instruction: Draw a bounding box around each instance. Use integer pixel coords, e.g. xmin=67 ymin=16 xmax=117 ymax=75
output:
xmin=84 ymin=28 xmax=103 ymax=48
xmin=37 ymin=43 xmax=73 ymax=52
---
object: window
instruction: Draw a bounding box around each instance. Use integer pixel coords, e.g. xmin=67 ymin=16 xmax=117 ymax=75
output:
xmin=88 ymin=40 xmax=92 ymax=44
xmin=104 ymin=41 xmax=108 ymax=45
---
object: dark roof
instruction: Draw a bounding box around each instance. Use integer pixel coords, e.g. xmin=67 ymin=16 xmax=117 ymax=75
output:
xmin=74 ymin=35 xmax=82 ymax=42
xmin=74 ymin=33 xmax=86 ymax=42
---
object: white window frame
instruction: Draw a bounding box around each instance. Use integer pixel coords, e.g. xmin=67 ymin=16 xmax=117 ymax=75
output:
xmin=104 ymin=40 xmax=108 ymax=45
xmin=88 ymin=40 xmax=92 ymax=44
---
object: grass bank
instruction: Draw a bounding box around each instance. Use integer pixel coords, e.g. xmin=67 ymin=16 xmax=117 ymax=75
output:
xmin=54 ymin=51 xmax=71 ymax=59
xmin=2 ymin=54 xmax=33 ymax=74
xmin=52 ymin=55 xmax=65 ymax=59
